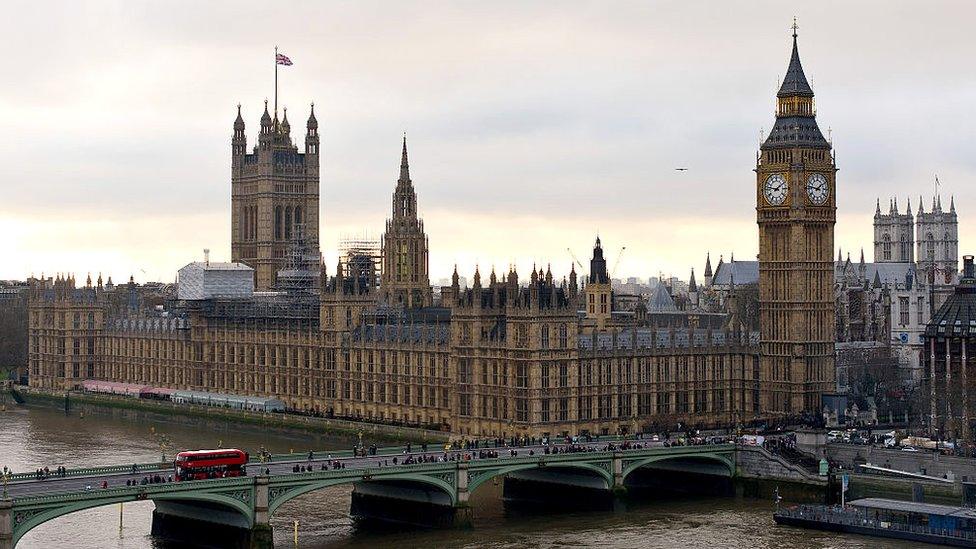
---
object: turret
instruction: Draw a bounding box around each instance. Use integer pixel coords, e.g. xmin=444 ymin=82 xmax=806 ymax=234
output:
xmin=306 ymin=103 xmax=319 ymax=156
xmin=232 ymin=104 xmax=247 ymax=160
xmin=569 ymin=263 xmax=578 ymax=296
xmin=280 ymin=107 xmax=291 ymax=143
xmin=260 ymin=100 xmax=272 ymax=132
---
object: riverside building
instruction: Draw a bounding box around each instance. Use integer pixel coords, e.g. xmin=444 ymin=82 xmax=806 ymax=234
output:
xmin=28 ymin=30 xmax=839 ymax=437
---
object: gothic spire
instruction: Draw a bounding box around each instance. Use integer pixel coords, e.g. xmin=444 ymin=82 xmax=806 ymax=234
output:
xmin=704 ymin=252 xmax=713 ymax=278
xmin=234 ymin=104 xmax=245 ymax=130
xmin=399 ymin=133 xmax=410 ymax=184
xmin=875 ymin=198 xmax=881 ymax=215
xmin=778 ymin=20 xmax=814 ymax=98
xmin=762 ymin=22 xmax=828 ymax=150
xmin=689 ymin=268 xmax=698 ymax=293
xmin=307 ymin=102 xmax=318 ymax=130
xmin=260 ymin=99 xmax=272 ymax=133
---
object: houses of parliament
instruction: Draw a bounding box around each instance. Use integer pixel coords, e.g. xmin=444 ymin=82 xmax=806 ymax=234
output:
xmin=25 ymin=30 xmax=836 ymax=437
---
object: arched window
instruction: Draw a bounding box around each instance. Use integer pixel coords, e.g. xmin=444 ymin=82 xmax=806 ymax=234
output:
xmin=945 ymin=232 xmax=952 ymax=259
xmin=882 ymin=234 xmax=891 ymax=261
xmin=926 ymin=232 xmax=935 ymax=261
xmin=285 ymin=206 xmax=293 ymax=240
xmin=899 ymin=233 xmax=908 ymax=260
xmin=294 ymin=206 xmax=302 ymax=229
xmin=274 ymin=206 xmax=282 ymax=240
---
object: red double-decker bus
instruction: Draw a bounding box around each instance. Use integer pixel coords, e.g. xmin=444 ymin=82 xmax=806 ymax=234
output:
xmin=174 ymin=449 xmax=249 ymax=481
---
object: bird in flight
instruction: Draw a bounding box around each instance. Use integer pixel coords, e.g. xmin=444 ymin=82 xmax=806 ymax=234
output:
xmin=675 ymin=167 xmax=688 ymax=171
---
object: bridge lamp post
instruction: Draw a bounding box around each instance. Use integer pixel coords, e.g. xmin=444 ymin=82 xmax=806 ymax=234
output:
xmin=2 ymin=471 xmax=8 ymax=499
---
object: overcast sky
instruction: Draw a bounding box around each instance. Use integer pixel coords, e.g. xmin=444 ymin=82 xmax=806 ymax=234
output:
xmin=1 ymin=1 xmax=974 ymax=284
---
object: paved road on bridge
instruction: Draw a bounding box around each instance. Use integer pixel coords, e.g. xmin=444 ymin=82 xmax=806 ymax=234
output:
xmin=6 ymin=439 xmax=674 ymax=500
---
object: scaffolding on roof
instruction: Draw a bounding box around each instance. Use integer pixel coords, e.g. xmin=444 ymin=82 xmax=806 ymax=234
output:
xmin=339 ymin=232 xmax=382 ymax=287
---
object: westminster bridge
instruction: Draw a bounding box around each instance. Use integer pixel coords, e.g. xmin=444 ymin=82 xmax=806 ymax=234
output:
xmin=0 ymin=441 xmax=823 ymax=548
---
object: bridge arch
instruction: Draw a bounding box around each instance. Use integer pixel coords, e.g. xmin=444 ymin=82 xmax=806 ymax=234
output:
xmin=467 ymin=460 xmax=614 ymax=495
xmin=621 ymin=452 xmax=735 ymax=481
xmin=267 ymin=472 xmax=458 ymax=517
xmin=12 ymin=491 xmax=253 ymax=547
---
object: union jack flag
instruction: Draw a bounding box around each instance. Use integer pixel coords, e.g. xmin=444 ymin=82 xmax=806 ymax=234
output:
xmin=276 ymin=53 xmax=293 ymax=66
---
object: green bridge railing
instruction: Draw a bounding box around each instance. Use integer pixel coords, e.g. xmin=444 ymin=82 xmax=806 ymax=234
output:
xmin=7 ymin=435 xmax=642 ymax=482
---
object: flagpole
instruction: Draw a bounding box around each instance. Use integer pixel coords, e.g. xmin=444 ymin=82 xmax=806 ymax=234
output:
xmin=274 ymin=46 xmax=278 ymax=120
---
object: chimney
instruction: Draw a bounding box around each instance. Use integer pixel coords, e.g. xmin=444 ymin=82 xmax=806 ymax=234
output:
xmin=204 ymin=248 xmax=210 ymax=266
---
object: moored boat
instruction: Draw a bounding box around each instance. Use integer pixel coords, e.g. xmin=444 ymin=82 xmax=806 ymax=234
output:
xmin=774 ymin=498 xmax=976 ymax=547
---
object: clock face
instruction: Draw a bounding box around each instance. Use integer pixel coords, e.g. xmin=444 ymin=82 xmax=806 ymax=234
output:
xmin=763 ymin=174 xmax=788 ymax=206
xmin=806 ymin=173 xmax=829 ymax=205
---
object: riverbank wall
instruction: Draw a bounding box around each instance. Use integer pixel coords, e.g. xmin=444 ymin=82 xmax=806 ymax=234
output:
xmin=15 ymin=386 xmax=450 ymax=445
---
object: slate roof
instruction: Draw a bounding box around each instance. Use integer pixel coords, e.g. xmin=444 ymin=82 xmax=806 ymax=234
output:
xmin=648 ymin=284 xmax=676 ymax=312
xmin=711 ymin=261 xmax=759 ymax=286
xmin=925 ymin=258 xmax=976 ymax=338
xmin=762 ymin=115 xmax=830 ymax=150
xmin=778 ymin=35 xmax=814 ymax=98
xmin=577 ymin=328 xmax=759 ymax=351
xmin=762 ymin=34 xmax=830 ymax=151
xmin=838 ymin=262 xmax=915 ymax=288
xmin=354 ymin=323 xmax=451 ymax=345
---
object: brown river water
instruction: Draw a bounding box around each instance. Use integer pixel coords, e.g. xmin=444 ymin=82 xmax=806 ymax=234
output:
xmin=0 ymin=404 xmax=924 ymax=548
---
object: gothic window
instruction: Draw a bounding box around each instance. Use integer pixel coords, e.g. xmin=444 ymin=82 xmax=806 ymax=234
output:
xmin=899 ymin=297 xmax=909 ymax=326
xmin=917 ymin=296 xmax=924 ymax=324
xmin=926 ymin=233 xmax=935 ymax=261
xmin=274 ymin=207 xmax=282 ymax=240
xmin=882 ymin=233 xmax=891 ymax=260
xmin=541 ymin=326 xmax=550 ymax=349
xmin=284 ymin=206 xmax=293 ymax=240
xmin=899 ymin=233 xmax=908 ymax=260
xmin=945 ymin=232 xmax=952 ymax=259
xmin=294 ymin=206 xmax=302 ymax=229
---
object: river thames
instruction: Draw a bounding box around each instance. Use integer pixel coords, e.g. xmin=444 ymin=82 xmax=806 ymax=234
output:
xmin=1 ymin=404 xmax=924 ymax=548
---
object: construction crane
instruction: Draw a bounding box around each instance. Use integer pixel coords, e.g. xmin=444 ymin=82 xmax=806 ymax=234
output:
xmin=611 ymin=247 xmax=626 ymax=278
xmin=566 ymin=248 xmax=585 ymax=271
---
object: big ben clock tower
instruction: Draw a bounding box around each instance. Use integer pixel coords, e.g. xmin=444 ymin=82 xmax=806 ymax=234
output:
xmin=757 ymin=24 xmax=836 ymax=415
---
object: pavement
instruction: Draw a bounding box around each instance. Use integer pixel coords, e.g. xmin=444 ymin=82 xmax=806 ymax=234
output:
xmin=6 ymin=439 xmax=673 ymax=499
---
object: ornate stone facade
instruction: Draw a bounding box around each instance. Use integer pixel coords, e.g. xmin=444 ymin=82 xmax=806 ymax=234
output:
xmin=27 ymin=30 xmax=844 ymax=437
xmin=379 ymin=138 xmax=432 ymax=309
xmin=231 ymin=103 xmax=321 ymax=291
xmin=756 ymin=29 xmax=837 ymax=414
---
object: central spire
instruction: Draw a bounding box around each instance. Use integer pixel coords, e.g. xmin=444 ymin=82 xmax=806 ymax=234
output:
xmin=399 ymin=133 xmax=410 ymax=184
xmin=761 ymin=22 xmax=829 ymax=151
xmin=778 ymin=19 xmax=814 ymax=98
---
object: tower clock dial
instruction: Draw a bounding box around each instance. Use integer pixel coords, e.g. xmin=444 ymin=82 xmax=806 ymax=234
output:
xmin=806 ymin=173 xmax=829 ymax=205
xmin=763 ymin=174 xmax=788 ymax=206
